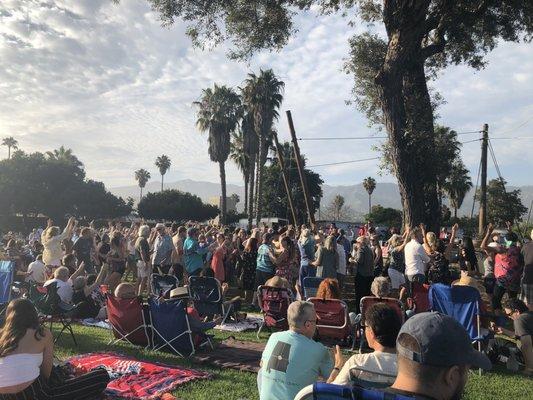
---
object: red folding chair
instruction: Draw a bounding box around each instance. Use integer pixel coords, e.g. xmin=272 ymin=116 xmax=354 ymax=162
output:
xmin=358 ymin=296 xmax=404 ymax=351
xmin=308 ymin=298 xmax=354 ymax=347
xmin=106 ymin=295 xmax=150 ymax=347
xmin=257 ymin=285 xmax=292 ymax=339
xmin=408 ymin=282 xmax=430 ymax=314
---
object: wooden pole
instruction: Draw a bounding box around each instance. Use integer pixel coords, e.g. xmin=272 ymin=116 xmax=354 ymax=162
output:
xmin=286 ymin=110 xmax=316 ymax=230
xmin=273 ymin=131 xmax=298 ymax=227
xmin=478 ymin=123 xmax=488 ymax=236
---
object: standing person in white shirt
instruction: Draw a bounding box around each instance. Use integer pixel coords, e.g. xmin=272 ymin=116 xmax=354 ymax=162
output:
xmin=335 ymin=240 xmax=347 ymax=290
xmin=404 ymin=227 xmax=430 ymax=284
xmin=26 ymin=255 xmax=46 ymax=285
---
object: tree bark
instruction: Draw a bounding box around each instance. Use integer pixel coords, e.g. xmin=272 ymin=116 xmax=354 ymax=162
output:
xmin=161 ymin=175 xmax=164 ymax=192
xmin=140 ymin=187 xmax=143 ymax=203
xmin=255 ymin=134 xmax=265 ymax=226
xmin=219 ymin=161 xmax=227 ymax=225
xmin=368 ymin=193 xmax=372 ymax=215
xmin=244 ymin=174 xmax=248 ymax=217
xmin=376 ymin=0 xmax=439 ymax=230
xmin=247 ymin=156 xmax=256 ymax=230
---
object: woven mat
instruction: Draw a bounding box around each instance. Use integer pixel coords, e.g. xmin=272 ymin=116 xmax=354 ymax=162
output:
xmin=192 ymin=338 xmax=265 ymax=373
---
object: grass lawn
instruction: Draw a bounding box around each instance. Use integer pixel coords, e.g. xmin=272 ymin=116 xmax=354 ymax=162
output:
xmin=53 ymin=324 xmax=533 ymax=400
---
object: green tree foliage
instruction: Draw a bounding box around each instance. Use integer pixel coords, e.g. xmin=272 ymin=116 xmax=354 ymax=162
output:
xmin=137 ymin=190 xmax=219 ymax=221
xmin=155 ymin=155 xmax=171 ymax=191
xmin=145 ymin=0 xmax=533 ymax=230
xmin=366 ymin=205 xmax=403 ymax=228
xmin=0 ymin=150 xmax=131 ymax=219
xmin=195 ymin=84 xmax=242 ymax=225
xmin=261 ymin=142 xmax=322 ymax=223
xmin=363 ymin=176 xmax=376 ymax=214
xmin=483 ymin=179 xmax=527 ymax=226
xmin=1 ymin=136 xmax=18 ymax=159
xmin=443 ymin=160 xmax=473 ymax=218
xmin=323 ymin=194 xmax=355 ymax=222
xmin=134 ymin=168 xmax=151 ymax=202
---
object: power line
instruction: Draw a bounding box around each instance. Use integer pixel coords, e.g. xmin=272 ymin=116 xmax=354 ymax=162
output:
xmin=308 ymin=157 xmax=380 ymax=168
xmin=460 ymin=138 xmax=482 ymax=144
xmin=489 ymin=136 xmax=533 ymax=140
xmin=456 ymin=130 xmax=482 ymax=135
xmin=298 ymin=136 xmax=386 ymax=141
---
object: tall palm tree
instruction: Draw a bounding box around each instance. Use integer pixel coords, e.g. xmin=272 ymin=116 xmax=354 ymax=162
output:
xmin=332 ymin=195 xmax=345 ymax=221
xmin=363 ymin=177 xmax=377 ymax=215
xmin=241 ymin=69 xmax=284 ymax=226
xmin=194 ymin=84 xmax=242 ymax=225
xmin=155 ymin=155 xmax=171 ymax=192
xmin=134 ymin=168 xmax=151 ymax=202
xmin=241 ymin=111 xmax=259 ymax=229
xmin=2 ymin=136 xmax=18 ymax=159
xmin=444 ymin=162 xmax=472 ymax=218
xmin=230 ymin=129 xmax=250 ymax=214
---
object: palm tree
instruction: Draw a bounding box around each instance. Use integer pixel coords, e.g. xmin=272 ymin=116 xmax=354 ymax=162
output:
xmin=230 ymin=129 xmax=250 ymax=214
xmin=46 ymin=146 xmax=83 ymax=168
xmin=194 ymin=84 xmax=242 ymax=225
xmin=444 ymin=162 xmax=472 ymax=218
xmin=241 ymin=69 xmax=284 ymax=225
xmin=241 ymin=111 xmax=259 ymax=229
xmin=363 ymin=177 xmax=377 ymax=215
xmin=155 ymin=155 xmax=171 ymax=191
xmin=332 ymin=195 xmax=345 ymax=221
xmin=134 ymin=168 xmax=151 ymax=202
xmin=2 ymin=137 xmax=18 ymax=159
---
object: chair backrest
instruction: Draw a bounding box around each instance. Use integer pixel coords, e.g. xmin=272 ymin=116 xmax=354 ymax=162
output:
xmin=0 ymin=261 xmax=15 ymax=305
xmin=360 ymin=297 xmax=404 ymax=326
xmin=295 ymin=383 xmax=415 ymax=400
xmin=148 ymin=297 xmax=194 ymax=357
xmin=29 ymin=282 xmax=62 ymax=316
xmin=410 ymin=282 xmax=430 ymax=313
xmin=428 ymin=283 xmax=481 ymax=340
xmin=349 ymin=366 xmax=397 ymax=389
xmin=150 ymin=273 xmax=179 ymax=298
xmin=188 ymin=276 xmax=223 ymax=317
xmin=303 ymin=277 xmax=324 ymax=299
xmin=106 ymin=295 xmax=149 ymax=346
xmin=258 ymin=285 xmax=292 ymax=328
xmin=308 ymin=298 xmax=350 ymax=340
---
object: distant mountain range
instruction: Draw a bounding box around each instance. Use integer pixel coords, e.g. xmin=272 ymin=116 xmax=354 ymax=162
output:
xmin=110 ymin=179 xmax=533 ymax=219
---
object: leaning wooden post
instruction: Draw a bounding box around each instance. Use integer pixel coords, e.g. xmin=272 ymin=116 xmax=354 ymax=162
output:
xmin=273 ymin=131 xmax=298 ymax=227
xmin=286 ymin=110 xmax=316 ymax=231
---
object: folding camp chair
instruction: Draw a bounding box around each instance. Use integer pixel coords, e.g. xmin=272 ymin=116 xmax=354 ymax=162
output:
xmin=407 ymin=282 xmax=430 ymax=314
xmin=295 ymin=382 xmax=415 ymax=400
xmin=150 ymin=273 xmax=179 ymax=298
xmin=0 ymin=260 xmax=15 ymax=319
xmin=28 ymin=282 xmax=77 ymax=346
xmin=308 ymin=297 xmax=354 ymax=347
xmin=428 ymin=283 xmax=488 ymax=374
xmin=106 ymin=294 xmax=150 ymax=347
xmin=348 ymin=366 xmax=397 ymax=389
xmin=357 ymin=296 xmax=404 ymax=351
xmin=148 ymin=297 xmax=195 ymax=357
xmin=188 ymin=276 xmax=235 ymax=323
xmin=302 ymin=277 xmax=323 ymax=299
xmin=257 ymin=285 xmax=292 ymax=339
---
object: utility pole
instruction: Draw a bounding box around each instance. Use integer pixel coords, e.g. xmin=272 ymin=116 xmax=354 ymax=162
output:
xmin=286 ymin=110 xmax=316 ymax=231
xmin=478 ymin=123 xmax=489 ymax=236
xmin=273 ymin=131 xmax=298 ymax=227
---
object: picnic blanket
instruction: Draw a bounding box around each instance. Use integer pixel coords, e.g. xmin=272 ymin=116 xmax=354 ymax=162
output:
xmin=81 ymin=318 xmax=111 ymax=330
xmin=67 ymin=352 xmax=210 ymax=399
xmin=214 ymin=316 xmax=263 ymax=332
xmin=192 ymin=338 xmax=265 ymax=373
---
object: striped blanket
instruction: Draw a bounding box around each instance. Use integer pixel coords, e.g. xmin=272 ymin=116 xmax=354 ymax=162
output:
xmin=67 ymin=352 xmax=210 ymax=399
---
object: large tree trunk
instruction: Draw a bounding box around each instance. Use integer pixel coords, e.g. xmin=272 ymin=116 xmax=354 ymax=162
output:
xmin=247 ymin=157 xmax=256 ymax=230
xmin=244 ymin=174 xmax=248 ymax=217
xmin=219 ymin=161 xmax=227 ymax=225
xmin=255 ymin=135 xmax=264 ymax=226
xmin=377 ymin=0 xmax=439 ymax=230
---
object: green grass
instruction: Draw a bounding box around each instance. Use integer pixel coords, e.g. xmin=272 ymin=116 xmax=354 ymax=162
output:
xmin=53 ymin=324 xmax=533 ymax=400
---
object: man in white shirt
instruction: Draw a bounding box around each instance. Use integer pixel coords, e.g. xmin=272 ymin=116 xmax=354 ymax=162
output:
xmin=404 ymin=228 xmax=430 ymax=283
xmin=43 ymin=263 xmax=85 ymax=304
xmin=26 ymin=254 xmax=46 ymax=284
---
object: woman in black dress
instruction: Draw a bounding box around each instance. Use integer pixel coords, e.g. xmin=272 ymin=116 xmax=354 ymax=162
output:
xmin=239 ymin=237 xmax=258 ymax=303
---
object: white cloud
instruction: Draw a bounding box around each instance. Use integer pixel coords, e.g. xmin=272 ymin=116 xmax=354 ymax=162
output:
xmin=0 ymin=0 xmax=532 ymax=191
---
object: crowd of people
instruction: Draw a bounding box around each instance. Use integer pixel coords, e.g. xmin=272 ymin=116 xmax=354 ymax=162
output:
xmin=0 ymin=217 xmax=532 ymax=399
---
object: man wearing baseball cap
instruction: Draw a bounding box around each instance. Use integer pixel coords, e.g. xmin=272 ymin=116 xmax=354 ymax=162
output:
xmin=386 ymin=312 xmax=491 ymax=400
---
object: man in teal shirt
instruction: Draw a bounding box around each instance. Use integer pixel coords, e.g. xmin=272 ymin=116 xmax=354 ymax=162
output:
xmin=255 ymin=233 xmax=276 ymax=288
xmin=183 ymin=227 xmax=209 ymax=276
xmin=259 ymin=301 xmax=337 ymax=400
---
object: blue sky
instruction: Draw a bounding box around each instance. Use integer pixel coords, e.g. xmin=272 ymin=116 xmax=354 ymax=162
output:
xmin=1 ymin=0 xmax=532 ymax=189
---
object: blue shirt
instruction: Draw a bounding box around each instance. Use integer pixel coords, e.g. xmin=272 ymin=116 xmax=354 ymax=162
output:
xmin=183 ymin=237 xmax=208 ymax=273
xmin=259 ymin=330 xmax=333 ymax=400
xmin=256 ymin=244 xmax=274 ymax=273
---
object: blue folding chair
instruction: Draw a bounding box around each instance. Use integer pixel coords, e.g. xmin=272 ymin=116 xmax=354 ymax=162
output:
xmin=0 ymin=260 xmax=15 ymax=320
xmin=150 ymin=273 xmax=179 ymax=298
xmin=429 ymin=283 xmax=488 ymax=373
xmin=295 ymin=382 xmax=415 ymax=400
xmin=188 ymin=276 xmax=235 ymax=323
xmin=303 ymin=277 xmax=324 ymax=299
xmin=148 ymin=297 xmax=195 ymax=357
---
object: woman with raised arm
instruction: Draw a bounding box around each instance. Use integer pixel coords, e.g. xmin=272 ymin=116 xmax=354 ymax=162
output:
xmin=41 ymin=217 xmax=76 ymax=274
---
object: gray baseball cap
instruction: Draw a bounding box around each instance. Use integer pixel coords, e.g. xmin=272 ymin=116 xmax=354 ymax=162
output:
xmin=397 ymin=312 xmax=491 ymax=370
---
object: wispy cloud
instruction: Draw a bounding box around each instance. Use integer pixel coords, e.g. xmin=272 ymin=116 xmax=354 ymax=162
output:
xmin=0 ymin=0 xmax=532 ymax=189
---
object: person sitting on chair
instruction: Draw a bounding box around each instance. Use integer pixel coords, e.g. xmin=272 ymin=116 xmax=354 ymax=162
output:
xmin=385 ymin=312 xmax=491 ymax=400
xmin=329 ymin=303 xmax=401 ymax=387
xmin=114 ymin=282 xmax=137 ymax=299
